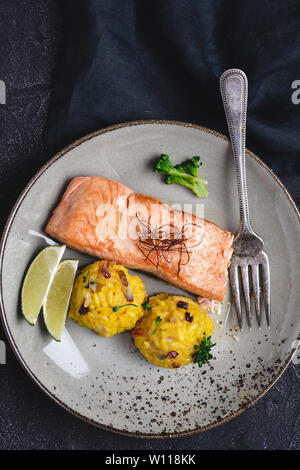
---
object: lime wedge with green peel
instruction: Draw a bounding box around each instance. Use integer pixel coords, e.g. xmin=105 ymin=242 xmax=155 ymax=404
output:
xmin=21 ymin=245 xmax=66 ymax=325
xmin=43 ymin=259 xmax=79 ymax=341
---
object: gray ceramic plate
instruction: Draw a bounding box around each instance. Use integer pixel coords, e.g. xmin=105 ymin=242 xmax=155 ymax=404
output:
xmin=1 ymin=120 xmax=300 ymax=437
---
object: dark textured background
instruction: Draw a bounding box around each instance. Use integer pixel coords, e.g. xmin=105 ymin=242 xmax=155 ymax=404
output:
xmin=0 ymin=0 xmax=299 ymax=450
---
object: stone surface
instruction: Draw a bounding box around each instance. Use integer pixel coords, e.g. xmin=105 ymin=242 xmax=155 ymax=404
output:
xmin=0 ymin=0 xmax=299 ymax=450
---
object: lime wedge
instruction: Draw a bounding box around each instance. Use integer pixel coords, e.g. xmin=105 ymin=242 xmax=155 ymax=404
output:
xmin=21 ymin=245 xmax=66 ymax=325
xmin=43 ymin=259 xmax=78 ymax=341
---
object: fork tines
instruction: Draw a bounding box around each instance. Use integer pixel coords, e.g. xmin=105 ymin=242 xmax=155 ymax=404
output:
xmin=229 ymin=252 xmax=270 ymax=330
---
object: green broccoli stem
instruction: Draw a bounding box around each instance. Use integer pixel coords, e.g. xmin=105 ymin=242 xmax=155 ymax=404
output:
xmin=165 ymin=167 xmax=207 ymax=185
xmin=166 ymin=175 xmax=209 ymax=198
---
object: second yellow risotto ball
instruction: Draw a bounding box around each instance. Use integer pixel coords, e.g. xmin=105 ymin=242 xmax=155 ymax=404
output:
xmin=69 ymin=260 xmax=147 ymax=337
xmin=132 ymin=294 xmax=214 ymax=369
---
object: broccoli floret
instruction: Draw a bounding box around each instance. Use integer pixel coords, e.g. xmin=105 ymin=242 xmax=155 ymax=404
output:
xmin=154 ymin=154 xmax=187 ymax=179
xmin=153 ymin=154 xmax=208 ymax=198
xmin=176 ymin=156 xmax=202 ymax=178
xmin=153 ymin=154 xmax=175 ymax=174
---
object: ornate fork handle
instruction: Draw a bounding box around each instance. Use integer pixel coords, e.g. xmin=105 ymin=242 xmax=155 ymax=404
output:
xmin=220 ymin=69 xmax=252 ymax=235
xmin=220 ymin=69 xmax=269 ymax=329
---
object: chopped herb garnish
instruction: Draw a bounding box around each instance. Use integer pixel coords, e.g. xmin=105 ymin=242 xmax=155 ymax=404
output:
xmin=153 ymin=316 xmax=162 ymax=335
xmin=192 ymin=335 xmax=215 ymax=368
xmin=82 ymin=270 xmax=90 ymax=283
xmin=113 ymin=303 xmax=138 ymax=312
xmin=84 ymin=280 xmax=99 ymax=289
xmin=142 ymin=300 xmax=151 ymax=310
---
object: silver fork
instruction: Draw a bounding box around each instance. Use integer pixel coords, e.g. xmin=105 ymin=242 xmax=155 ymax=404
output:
xmin=220 ymin=68 xmax=270 ymax=330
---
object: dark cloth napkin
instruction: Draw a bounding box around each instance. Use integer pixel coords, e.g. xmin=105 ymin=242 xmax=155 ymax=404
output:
xmin=48 ymin=0 xmax=300 ymax=202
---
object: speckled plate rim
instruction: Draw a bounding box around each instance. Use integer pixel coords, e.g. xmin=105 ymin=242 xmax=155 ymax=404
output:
xmin=0 ymin=119 xmax=299 ymax=439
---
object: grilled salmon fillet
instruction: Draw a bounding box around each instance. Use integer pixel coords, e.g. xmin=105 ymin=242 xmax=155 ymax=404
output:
xmin=45 ymin=177 xmax=233 ymax=301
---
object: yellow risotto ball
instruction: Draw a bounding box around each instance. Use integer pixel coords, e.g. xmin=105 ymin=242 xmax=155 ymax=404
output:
xmin=132 ymin=294 xmax=214 ymax=369
xmin=69 ymin=260 xmax=147 ymax=337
